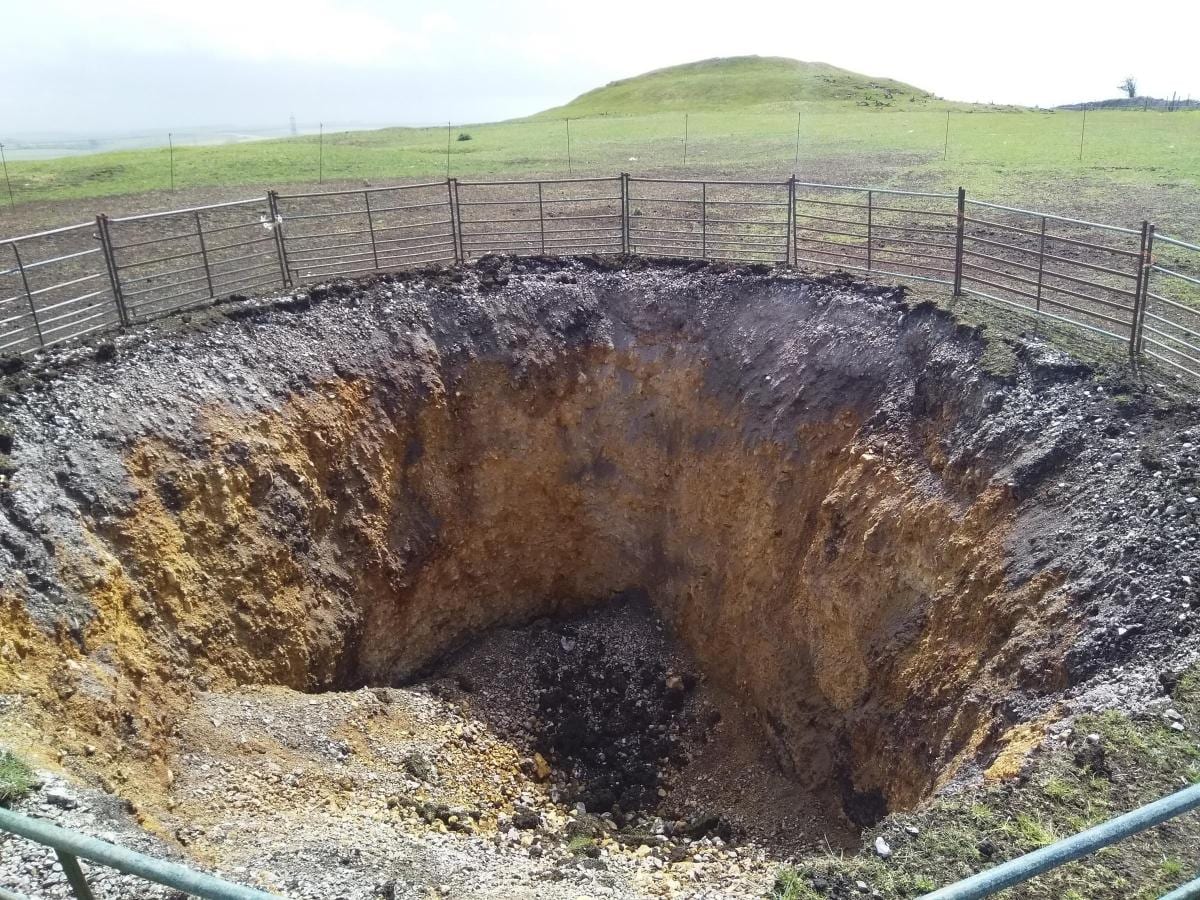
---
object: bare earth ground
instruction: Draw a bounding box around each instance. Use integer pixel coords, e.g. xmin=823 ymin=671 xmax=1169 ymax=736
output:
xmin=2 ymin=154 xmax=1197 ymax=239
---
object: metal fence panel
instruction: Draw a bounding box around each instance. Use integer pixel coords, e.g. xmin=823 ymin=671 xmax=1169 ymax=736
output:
xmin=455 ymin=177 xmax=623 ymax=261
xmin=792 ymin=182 xmax=958 ymax=285
xmin=106 ymin=197 xmax=282 ymax=325
xmin=0 ymin=175 xmax=1196 ymax=384
xmin=0 ymin=223 xmax=118 ymax=354
xmin=959 ymin=199 xmax=1144 ymax=350
xmin=1142 ymin=233 xmax=1200 ymax=380
xmin=627 ymin=178 xmax=790 ymax=263
xmin=275 ymin=182 xmax=455 ymax=282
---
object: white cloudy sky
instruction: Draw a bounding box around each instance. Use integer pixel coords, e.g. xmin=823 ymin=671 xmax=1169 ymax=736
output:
xmin=3 ymin=0 xmax=1199 ymax=136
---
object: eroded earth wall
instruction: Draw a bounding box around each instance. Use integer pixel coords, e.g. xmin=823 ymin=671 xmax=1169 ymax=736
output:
xmin=3 ymin=260 xmax=1186 ymax=826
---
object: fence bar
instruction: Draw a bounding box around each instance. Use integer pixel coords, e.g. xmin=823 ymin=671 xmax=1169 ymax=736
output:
xmin=0 ymin=806 xmax=279 ymax=899
xmin=55 ymin=850 xmax=96 ymax=900
xmin=110 ymin=197 xmax=267 ymax=224
xmin=1156 ymin=233 xmax=1200 ymax=253
xmin=1159 ymin=874 xmax=1200 ymax=900
xmin=964 ymin=198 xmax=1142 ymax=235
xmin=919 ymin=782 xmax=1200 ymax=900
xmin=953 ymin=187 xmax=966 ymax=296
xmin=10 ymin=243 xmax=45 ymax=349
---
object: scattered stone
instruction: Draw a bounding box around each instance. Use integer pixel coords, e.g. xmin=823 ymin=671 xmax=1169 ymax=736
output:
xmin=43 ymin=787 xmax=78 ymax=810
xmin=402 ymin=750 xmax=436 ymax=783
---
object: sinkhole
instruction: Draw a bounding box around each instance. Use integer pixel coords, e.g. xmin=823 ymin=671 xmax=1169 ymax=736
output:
xmin=0 ymin=259 xmax=1077 ymax=852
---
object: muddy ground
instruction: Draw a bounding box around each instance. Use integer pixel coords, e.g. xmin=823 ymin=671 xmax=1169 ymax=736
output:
xmin=0 ymin=257 xmax=1198 ymax=898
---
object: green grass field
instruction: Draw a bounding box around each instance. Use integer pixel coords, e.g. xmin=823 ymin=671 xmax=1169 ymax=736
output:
xmin=1 ymin=57 xmax=1196 ymax=235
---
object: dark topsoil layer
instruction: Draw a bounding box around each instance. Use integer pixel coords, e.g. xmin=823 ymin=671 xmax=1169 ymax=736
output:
xmin=423 ymin=591 xmax=853 ymax=852
xmin=1 ymin=255 xmax=1198 ymax=748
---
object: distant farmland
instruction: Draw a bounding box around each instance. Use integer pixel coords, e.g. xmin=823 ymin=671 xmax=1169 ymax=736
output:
xmin=1 ymin=57 xmax=1196 ymax=236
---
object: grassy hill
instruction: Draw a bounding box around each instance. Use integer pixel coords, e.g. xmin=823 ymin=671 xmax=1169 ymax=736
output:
xmin=533 ymin=56 xmax=940 ymax=118
xmin=0 ymin=55 xmax=1197 ymax=224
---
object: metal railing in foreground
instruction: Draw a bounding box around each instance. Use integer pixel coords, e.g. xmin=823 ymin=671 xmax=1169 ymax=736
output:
xmin=0 ymin=175 xmax=1198 ymax=383
xmin=919 ymin=780 xmax=1200 ymax=899
xmin=3 ymin=777 xmax=1198 ymax=898
xmin=0 ymin=804 xmax=278 ymax=900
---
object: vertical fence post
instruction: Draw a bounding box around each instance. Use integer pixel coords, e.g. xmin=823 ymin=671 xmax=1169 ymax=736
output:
xmin=1035 ymin=216 xmax=1047 ymax=314
xmin=96 ymin=215 xmax=130 ymax=328
xmin=193 ymin=211 xmax=215 ymax=300
xmin=1078 ymin=106 xmax=1088 ymax=163
xmin=1130 ymin=221 xmax=1153 ymax=361
xmin=565 ymin=118 xmax=572 ymax=175
xmin=953 ymin=187 xmax=967 ymax=296
xmin=266 ymin=191 xmax=292 ymax=289
xmin=620 ymin=173 xmax=630 ymax=255
xmin=866 ymin=189 xmax=874 ymax=272
xmin=448 ymin=178 xmax=462 ymax=264
xmin=0 ymin=143 xmax=14 ymax=209
xmin=1140 ymin=223 xmax=1155 ymax=357
xmin=537 ymin=182 xmax=546 ymax=254
xmin=794 ymin=112 xmax=801 ymax=170
xmin=55 ymin=850 xmax=96 ymax=900
xmin=363 ymin=191 xmax=380 ymax=270
xmin=11 ymin=241 xmax=45 ymax=349
xmin=701 ymin=182 xmax=707 ymax=260
xmin=786 ymin=176 xmax=796 ymax=267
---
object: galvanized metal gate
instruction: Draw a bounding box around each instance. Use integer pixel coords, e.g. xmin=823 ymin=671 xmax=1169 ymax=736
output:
xmin=0 ymin=175 xmax=1197 ymax=381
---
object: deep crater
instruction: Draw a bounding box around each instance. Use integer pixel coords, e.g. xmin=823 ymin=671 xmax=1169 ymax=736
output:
xmin=4 ymin=257 xmax=1176 ymax=891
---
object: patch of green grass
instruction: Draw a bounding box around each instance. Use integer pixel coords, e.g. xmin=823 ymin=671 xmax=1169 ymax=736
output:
xmin=771 ymin=866 xmax=821 ymax=900
xmin=566 ymin=834 xmax=597 ymax=856
xmin=537 ymin=56 xmax=936 ymax=118
xmin=0 ymin=751 xmax=34 ymax=805
xmin=770 ymin=659 xmax=1200 ymax=900
xmin=1161 ymin=857 xmax=1186 ymax=879
xmin=1004 ymin=812 xmax=1059 ymax=849
xmin=0 ymin=54 xmax=1197 ymax=234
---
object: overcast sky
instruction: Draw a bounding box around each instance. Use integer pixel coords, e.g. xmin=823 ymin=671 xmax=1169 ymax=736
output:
xmin=4 ymin=0 xmax=1199 ymax=137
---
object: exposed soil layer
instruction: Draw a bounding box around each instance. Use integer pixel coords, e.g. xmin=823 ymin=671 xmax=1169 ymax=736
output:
xmin=0 ymin=257 xmax=1198 ymax=897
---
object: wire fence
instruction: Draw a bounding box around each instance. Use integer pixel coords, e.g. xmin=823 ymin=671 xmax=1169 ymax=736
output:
xmin=2 ymin=107 xmax=1198 ymax=209
xmin=0 ymin=175 xmax=1197 ymax=383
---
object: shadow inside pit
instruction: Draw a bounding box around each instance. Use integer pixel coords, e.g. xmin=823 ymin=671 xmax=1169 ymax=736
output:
xmin=405 ymin=590 xmax=862 ymax=854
